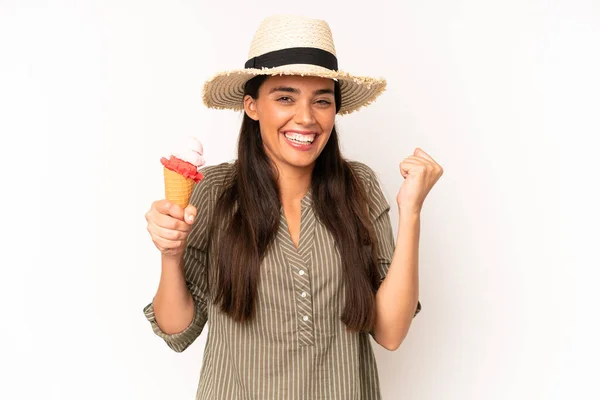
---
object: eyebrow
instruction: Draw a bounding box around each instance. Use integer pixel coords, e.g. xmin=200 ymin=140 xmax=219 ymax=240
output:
xmin=268 ymin=86 xmax=335 ymax=96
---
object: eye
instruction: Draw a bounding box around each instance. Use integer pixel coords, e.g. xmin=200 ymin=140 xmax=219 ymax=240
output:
xmin=316 ymin=99 xmax=332 ymax=106
xmin=277 ymin=96 xmax=293 ymax=103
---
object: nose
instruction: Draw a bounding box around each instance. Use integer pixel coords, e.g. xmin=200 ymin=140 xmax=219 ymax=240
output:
xmin=294 ymin=101 xmax=317 ymax=126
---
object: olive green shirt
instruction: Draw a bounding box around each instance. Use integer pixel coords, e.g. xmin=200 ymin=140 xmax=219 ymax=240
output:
xmin=143 ymin=160 xmax=421 ymax=399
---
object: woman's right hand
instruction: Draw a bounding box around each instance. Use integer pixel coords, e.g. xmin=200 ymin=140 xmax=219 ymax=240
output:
xmin=145 ymin=200 xmax=197 ymax=257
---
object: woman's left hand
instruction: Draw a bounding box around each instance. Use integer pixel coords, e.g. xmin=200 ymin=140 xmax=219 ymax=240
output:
xmin=396 ymin=148 xmax=444 ymax=213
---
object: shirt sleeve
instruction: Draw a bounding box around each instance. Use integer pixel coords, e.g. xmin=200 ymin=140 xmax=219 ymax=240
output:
xmin=364 ymin=164 xmax=422 ymax=320
xmin=143 ymin=164 xmax=221 ymax=353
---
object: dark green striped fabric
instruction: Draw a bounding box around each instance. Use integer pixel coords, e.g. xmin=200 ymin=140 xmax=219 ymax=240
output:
xmin=144 ymin=160 xmax=421 ymax=399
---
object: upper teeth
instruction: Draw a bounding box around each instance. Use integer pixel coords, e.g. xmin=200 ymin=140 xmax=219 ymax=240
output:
xmin=284 ymin=132 xmax=316 ymax=143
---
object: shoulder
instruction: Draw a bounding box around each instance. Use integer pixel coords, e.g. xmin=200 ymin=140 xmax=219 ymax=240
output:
xmin=346 ymin=159 xmax=391 ymax=216
xmin=198 ymin=160 xmax=236 ymax=189
xmin=190 ymin=160 xmax=236 ymax=205
xmin=346 ymin=159 xmax=379 ymax=191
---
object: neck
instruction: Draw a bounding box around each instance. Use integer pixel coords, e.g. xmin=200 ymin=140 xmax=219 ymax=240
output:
xmin=273 ymin=161 xmax=314 ymax=203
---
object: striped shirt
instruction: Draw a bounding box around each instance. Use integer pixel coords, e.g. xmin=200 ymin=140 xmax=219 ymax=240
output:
xmin=143 ymin=160 xmax=421 ymax=399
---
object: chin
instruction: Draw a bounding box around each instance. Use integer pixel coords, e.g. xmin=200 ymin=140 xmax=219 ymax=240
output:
xmin=286 ymin=158 xmax=316 ymax=168
xmin=282 ymin=154 xmax=319 ymax=169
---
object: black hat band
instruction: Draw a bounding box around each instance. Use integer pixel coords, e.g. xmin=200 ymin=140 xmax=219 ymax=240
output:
xmin=244 ymin=47 xmax=338 ymax=70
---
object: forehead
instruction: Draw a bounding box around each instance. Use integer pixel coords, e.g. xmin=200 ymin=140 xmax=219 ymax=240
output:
xmin=261 ymin=75 xmax=335 ymax=92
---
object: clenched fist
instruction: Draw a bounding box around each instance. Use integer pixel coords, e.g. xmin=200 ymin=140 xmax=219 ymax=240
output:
xmin=397 ymin=148 xmax=444 ymax=213
xmin=145 ymin=200 xmax=197 ymax=257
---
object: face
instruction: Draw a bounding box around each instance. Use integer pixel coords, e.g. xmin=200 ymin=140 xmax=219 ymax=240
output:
xmin=243 ymin=75 xmax=336 ymax=171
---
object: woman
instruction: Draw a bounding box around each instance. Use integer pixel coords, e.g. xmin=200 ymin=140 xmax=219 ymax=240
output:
xmin=143 ymin=14 xmax=443 ymax=399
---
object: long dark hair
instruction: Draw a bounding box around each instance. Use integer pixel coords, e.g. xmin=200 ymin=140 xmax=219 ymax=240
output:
xmin=206 ymin=75 xmax=382 ymax=334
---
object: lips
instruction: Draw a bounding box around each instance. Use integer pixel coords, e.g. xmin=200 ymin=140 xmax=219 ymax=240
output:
xmin=281 ymin=130 xmax=318 ymax=151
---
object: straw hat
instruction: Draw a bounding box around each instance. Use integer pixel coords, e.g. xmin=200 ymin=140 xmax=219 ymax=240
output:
xmin=201 ymin=15 xmax=387 ymax=115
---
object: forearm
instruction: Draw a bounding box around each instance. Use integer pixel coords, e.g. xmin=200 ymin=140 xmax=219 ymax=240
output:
xmin=152 ymin=253 xmax=195 ymax=335
xmin=373 ymin=208 xmax=420 ymax=350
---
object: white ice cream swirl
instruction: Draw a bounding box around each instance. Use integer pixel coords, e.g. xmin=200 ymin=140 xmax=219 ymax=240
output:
xmin=168 ymin=136 xmax=206 ymax=171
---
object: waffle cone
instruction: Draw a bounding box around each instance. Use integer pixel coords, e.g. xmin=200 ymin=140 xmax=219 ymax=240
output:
xmin=163 ymin=167 xmax=195 ymax=208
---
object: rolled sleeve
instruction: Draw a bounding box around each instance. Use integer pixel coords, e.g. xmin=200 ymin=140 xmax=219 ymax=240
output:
xmin=143 ymin=241 xmax=210 ymax=352
xmin=143 ymin=292 xmax=208 ymax=353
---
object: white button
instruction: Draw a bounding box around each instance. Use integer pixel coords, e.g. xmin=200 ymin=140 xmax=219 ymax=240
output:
xmin=303 ymin=315 xmax=309 ymax=321
xmin=299 ymin=270 xmax=305 ymax=275
xmin=301 ymin=291 xmax=307 ymax=297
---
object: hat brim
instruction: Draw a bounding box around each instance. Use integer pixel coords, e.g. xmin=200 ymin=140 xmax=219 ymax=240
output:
xmin=202 ymin=64 xmax=386 ymax=115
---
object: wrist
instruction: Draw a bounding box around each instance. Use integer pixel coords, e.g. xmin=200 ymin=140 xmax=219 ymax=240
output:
xmin=397 ymin=204 xmax=421 ymax=216
xmin=161 ymin=252 xmax=185 ymax=270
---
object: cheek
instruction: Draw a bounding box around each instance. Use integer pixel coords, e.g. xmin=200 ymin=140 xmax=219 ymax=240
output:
xmin=259 ymin=105 xmax=294 ymax=133
xmin=318 ymin=111 xmax=336 ymax=133
xmin=260 ymin=101 xmax=291 ymax=120
xmin=321 ymin=131 xmax=333 ymax=145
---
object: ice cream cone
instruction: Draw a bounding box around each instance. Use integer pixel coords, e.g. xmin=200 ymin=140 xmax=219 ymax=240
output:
xmin=163 ymin=167 xmax=195 ymax=208
xmin=160 ymin=136 xmax=205 ymax=208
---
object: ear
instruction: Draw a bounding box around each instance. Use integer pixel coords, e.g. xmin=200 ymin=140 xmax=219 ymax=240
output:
xmin=243 ymin=95 xmax=259 ymax=121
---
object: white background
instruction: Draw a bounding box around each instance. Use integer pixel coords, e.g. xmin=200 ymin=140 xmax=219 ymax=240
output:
xmin=1 ymin=1 xmax=599 ymax=399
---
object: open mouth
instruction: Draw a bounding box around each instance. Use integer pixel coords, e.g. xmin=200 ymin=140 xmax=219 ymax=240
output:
xmin=281 ymin=131 xmax=317 ymax=145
